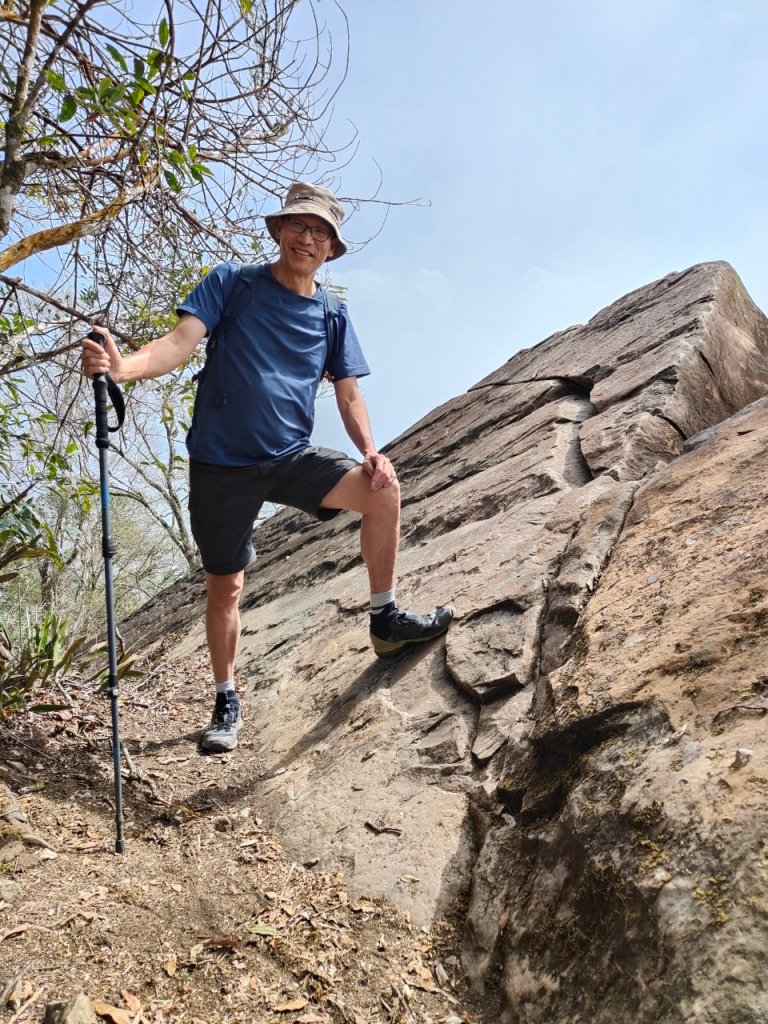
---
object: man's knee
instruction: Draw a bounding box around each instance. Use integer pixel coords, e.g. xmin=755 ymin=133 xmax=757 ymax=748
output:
xmin=366 ymin=475 xmax=401 ymax=517
xmin=206 ymin=571 xmax=244 ymax=609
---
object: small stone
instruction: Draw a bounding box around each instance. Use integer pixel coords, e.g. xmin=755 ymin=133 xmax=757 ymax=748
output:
xmin=0 ymin=841 xmax=23 ymax=864
xmin=0 ymin=881 xmax=22 ymax=904
xmin=43 ymin=991 xmax=95 ymax=1024
xmin=730 ymin=748 xmax=753 ymax=769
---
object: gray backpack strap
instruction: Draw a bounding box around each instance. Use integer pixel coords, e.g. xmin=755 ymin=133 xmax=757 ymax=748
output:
xmin=208 ymin=263 xmax=264 ymax=353
xmin=321 ymin=286 xmax=342 ymax=379
xmin=192 ymin=265 xmax=264 ymax=382
xmin=197 ymin=267 xmax=340 ymax=381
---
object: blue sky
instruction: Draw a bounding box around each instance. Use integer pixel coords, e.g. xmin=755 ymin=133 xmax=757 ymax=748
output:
xmin=313 ymin=0 xmax=768 ymax=451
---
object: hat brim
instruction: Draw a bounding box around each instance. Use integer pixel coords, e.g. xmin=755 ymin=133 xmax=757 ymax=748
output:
xmin=265 ymin=203 xmax=347 ymax=261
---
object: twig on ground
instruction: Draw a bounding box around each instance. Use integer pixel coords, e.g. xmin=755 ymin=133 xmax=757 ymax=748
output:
xmin=54 ymin=677 xmax=76 ymax=707
xmin=279 ymin=861 xmax=297 ymax=900
xmin=0 ymin=973 xmax=24 ymax=1006
xmin=120 ymin=742 xmax=168 ymax=804
xmin=131 ymin=660 xmax=172 ymax=691
xmin=7 ymin=986 xmax=45 ymax=1024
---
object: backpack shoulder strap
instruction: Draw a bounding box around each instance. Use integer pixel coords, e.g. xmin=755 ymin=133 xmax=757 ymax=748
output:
xmin=320 ymin=286 xmax=342 ymax=380
xmin=207 ymin=263 xmax=264 ymax=352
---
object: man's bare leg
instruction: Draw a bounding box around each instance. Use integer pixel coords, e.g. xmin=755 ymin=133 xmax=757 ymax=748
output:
xmin=200 ymin=570 xmax=245 ymax=752
xmin=205 ymin=570 xmax=245 ymax=681
xmin=320 ymin=466 xmax=400 ymax=591
xmin=320 ymin=467 xmax=454 ymax=657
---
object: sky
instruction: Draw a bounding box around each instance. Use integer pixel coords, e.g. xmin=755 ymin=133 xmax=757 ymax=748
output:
xmin=311 ymin=0 xmax=768 ymax=453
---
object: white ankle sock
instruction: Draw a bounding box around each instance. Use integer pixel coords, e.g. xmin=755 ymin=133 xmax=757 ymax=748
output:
xmin=216 ymin=680 xmax=236 ymax=695
xmin=370 ymin=589 xmax=396 ymax=614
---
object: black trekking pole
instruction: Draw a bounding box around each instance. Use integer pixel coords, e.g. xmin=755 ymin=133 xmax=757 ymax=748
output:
xmin=89 ymin=329 xmax=126 ymax=854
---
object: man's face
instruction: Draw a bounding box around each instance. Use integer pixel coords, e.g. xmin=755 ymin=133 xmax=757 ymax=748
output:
xmin=274 ymin=213 xmax=337 ymax=276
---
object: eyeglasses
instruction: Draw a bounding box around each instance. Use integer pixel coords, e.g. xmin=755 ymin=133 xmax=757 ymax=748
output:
xmin=283 ymin=216 xmax=333 ymax=243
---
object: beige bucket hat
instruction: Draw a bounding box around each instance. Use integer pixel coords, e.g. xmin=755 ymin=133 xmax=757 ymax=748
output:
xmin=264 ymin=182 xmax=348 ymax=260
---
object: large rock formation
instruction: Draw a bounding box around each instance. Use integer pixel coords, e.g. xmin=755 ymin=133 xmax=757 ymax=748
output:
xmin=124 ymin=261 xmax=768 ymax=1023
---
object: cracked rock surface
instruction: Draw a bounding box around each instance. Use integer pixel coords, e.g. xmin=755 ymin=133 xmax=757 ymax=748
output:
xmin=124 ymin=260 xmax=768 ymax=1022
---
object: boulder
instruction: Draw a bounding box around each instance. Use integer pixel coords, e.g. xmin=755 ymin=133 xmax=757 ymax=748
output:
xmin=123 ymin=261 xmax=768 ymax=1023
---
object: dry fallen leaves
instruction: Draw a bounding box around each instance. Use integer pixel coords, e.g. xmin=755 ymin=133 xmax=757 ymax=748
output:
xmin=404 ymin=974 xmax=438 ymax=993
xmin=79 ymin=887 xmax=108 ymax=903
xmin=202 ymin=936 xmax=240 ymax=951
xmin=121 ymin=990 xmax=142 ymax=1013
xmin=273 ymin=997 xmax=308 ymax=1012
xmin=92 ymin=1000 xmax=133 ymax=1024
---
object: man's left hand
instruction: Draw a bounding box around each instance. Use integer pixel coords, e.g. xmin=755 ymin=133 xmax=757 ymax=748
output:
xmin=362 ymin=452 xmax=396 ymax=491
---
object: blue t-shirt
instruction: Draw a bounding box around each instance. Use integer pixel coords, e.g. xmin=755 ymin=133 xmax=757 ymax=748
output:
xmin=179 ymin=262 xmax=370 ymax=465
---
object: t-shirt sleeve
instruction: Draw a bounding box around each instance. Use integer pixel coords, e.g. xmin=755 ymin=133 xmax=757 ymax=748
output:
xmin=328 ymin=305 xmax=371 ymax=381
xmin=176 ymin=262 xmax=238 ymax=335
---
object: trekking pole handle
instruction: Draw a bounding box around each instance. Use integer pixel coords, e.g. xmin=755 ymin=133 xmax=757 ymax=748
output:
xmin=89 ymin=329 xmax=110 ymax=449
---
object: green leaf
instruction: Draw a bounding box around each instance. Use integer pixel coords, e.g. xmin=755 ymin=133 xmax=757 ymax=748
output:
xmin=146 ymin=50 xmax=163 ymax=77
xmin=249 ymin=924 xmax=279 ymax=937
xmin=44 ymin=70 xmax=66 ymax=92
xmin=190 ymin=162 xmax=212 ymax=182
xmin=133 ymin=57 xmax=146 ymax=81
xmin=59 ymin=94 xmax=77 ymax=122
xmin=106 ymin=83 xmax=126 ymax=105
xmin=163 ymin=170 xmax=182 ymax=192
xmin=158 ymin=17 xmax=169 ymax=47
xmin=106 ymin=44 xmax=128 ymax=73
xmin=29 ymin=703 xmax=71 ymax=714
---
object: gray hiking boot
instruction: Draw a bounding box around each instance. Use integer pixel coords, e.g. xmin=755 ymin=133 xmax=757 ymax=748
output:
xmin=200 ymin=692 xmax=242 ymax=753
xmin=370 ymin=603 xmax=456 ymax=658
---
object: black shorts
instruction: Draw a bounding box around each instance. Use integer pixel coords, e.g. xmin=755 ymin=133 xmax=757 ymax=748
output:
xmin=189 ymin=445 xmax=358 ymax=575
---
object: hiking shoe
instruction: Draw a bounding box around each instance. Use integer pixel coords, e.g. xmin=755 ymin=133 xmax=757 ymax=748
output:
xmin=200 ymin=692 xmax=242 ymax=753
xmin=370 ymin=603 xmax=456 ymax=658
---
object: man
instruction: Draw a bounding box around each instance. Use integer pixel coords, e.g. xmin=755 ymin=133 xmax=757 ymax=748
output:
xmin=82 ymin=182 xmax=454 ymax=754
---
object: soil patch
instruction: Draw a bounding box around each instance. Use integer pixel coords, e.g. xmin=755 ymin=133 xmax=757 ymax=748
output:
xmin=0 ymin=641 xmax=487 ymax=1024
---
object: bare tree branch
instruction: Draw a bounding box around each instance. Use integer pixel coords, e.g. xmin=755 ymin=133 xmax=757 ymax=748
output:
xmin=0 ymin=0 xmax=47 ymax=238
xmin=0 ymin=273 xmax=136 ymax=347
xmin=0 ymin=170 xmax=160 ymax=272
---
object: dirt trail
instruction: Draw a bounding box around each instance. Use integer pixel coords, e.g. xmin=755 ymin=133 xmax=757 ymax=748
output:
xmin=0 ymin=642 xmax=487 ymax=1024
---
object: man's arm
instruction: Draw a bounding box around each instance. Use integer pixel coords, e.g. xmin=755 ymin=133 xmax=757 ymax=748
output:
xmin=81 ymin=313 xmax=208 ymax=383
xmin=334 ymin=376 xmax=396 ymax=491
